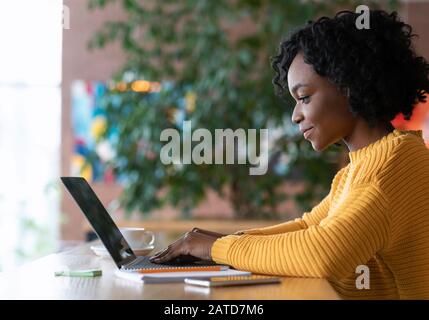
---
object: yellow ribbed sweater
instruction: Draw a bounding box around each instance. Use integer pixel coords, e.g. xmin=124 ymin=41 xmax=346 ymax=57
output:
xmin=211 ymin=129 xmax=429 ymax=299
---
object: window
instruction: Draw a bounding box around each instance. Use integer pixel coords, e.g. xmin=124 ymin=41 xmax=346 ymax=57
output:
xmin=0 ymin=1 xmax=63 ymax=270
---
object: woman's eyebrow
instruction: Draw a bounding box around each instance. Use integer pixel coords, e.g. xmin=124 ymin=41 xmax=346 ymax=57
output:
xmin=290 ymin=83 xmax=310 ymax=95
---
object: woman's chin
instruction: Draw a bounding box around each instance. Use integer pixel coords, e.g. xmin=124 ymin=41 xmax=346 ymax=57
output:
xmin=311 ymin=143 xmax=322 ymax=152
xmin=310 ymin=140 xmax=327 ymax=152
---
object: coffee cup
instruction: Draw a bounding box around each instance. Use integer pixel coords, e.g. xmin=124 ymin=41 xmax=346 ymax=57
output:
xmin=119 ymin=227 xmax=155 ymax=249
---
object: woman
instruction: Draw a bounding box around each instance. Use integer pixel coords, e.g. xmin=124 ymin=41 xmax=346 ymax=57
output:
xmin=150 ymin=10 xmax=429 ymax=299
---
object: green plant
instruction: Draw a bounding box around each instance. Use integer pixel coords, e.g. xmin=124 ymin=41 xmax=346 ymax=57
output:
xmin=88 ymin=0 xmax=397 ymax=219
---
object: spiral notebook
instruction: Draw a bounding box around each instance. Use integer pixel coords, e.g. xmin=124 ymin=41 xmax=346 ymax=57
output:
xmin=115 ymin=268 xmax=252 ymax=283
xmin=121 ymin=256 xmax=229 ymax=273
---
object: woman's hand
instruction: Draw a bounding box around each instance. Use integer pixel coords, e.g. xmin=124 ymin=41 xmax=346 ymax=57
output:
xmin=149 ymin=228 xmax=227 ymax=264
xmin=191 ymin=227 xmax=229 ymax=238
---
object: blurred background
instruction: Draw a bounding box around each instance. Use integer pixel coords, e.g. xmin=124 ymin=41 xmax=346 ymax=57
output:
xmin=0 ymin=0 xmax=428 ymax=271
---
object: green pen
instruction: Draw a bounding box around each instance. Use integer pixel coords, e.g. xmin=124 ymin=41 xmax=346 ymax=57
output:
xmin=54 ymin=269 xmax=102 ymax=277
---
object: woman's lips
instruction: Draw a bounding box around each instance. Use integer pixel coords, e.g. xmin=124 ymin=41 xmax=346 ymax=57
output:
xmin=303 ymin=127 xmax=313 ymax=139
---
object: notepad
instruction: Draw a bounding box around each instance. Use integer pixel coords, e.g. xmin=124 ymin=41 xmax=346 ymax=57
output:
xmin=115 ymin=269 xmax=252 ymax=284
xmin=120 ymin=256 xmax=227 ymax=273
xmin=135 ymin=265 xmax=228 ymax=274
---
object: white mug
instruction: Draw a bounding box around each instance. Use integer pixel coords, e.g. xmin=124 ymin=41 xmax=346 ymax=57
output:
xmin=119 ymin=227 xmax=155 ymax=249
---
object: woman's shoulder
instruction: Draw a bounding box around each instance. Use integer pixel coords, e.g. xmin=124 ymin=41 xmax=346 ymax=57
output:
xmin=339 ymin=130 xmax=428 ymax=186
xmin=384 ymin=129 xmax=428 ymax=165
xmin=377 ymin=129 xmax=429 ymax=183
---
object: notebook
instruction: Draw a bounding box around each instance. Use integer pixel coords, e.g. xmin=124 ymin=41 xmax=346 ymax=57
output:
xmin=115 ymin=268 xmax=252 ymax=284
xmin=121 ymin=256 xmax=228 ymax=272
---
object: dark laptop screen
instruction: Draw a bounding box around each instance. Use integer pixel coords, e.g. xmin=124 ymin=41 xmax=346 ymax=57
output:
xmin=61 ymin=177 xmax=136 ymax=268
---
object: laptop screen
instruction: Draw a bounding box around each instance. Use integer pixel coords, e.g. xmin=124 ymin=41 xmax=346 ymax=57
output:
xmin=61 ymin=177 xmax=136 ymax=268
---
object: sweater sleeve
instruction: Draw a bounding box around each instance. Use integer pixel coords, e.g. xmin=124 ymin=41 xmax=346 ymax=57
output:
xmin=235 ymin=165 xmax=349 ymax=236
xmin=234 ymin=192 xmax=331 ymax=235
xmin=211 ymin=183 xmax=391 ymax=281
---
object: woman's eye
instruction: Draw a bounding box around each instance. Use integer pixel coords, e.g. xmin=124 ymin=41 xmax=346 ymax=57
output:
xmin=298 ymin=96 xmax=310 ymax=104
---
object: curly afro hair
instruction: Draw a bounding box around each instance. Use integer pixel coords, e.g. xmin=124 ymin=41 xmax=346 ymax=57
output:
xmin=271 ymin=9 xmax=429 ymax=128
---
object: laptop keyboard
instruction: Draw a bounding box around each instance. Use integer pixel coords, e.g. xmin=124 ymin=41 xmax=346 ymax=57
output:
xmin=122 ymin=256 xmax=219 ymax=271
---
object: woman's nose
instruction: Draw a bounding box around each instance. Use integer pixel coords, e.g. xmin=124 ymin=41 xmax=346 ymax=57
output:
xmin=291 ymin=104 xmax=303 ymax=124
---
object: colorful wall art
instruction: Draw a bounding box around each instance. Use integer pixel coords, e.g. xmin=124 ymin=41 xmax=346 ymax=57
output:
xmin=70 ymin=80 xmax=118 ymax=183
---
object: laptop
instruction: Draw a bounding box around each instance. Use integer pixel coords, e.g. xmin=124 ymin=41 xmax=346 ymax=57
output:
xmin=61 ymin=177 xmax=220 ymax=271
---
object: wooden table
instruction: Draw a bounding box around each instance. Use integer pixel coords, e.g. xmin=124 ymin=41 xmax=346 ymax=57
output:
xmin=0 ymin=232 xmax=341 ymax=300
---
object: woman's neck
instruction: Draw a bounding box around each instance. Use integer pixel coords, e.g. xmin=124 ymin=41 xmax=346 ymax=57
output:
xmin=343 ymin=121 xmax=395 ymax=152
